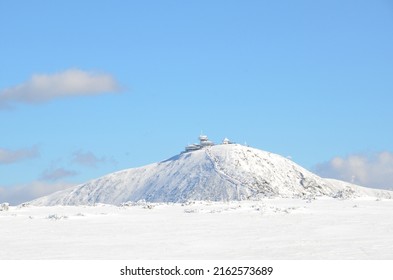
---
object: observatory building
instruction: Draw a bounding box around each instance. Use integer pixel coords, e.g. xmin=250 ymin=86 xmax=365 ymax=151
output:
xmin=184 ymin=135 xmax=232 ymax=152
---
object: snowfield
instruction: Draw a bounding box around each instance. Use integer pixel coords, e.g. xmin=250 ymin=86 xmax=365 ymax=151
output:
xmin=4 ymin=144 xmax=393 ymax=260
xmin=1 ymin=198 xmax=393 ymax=259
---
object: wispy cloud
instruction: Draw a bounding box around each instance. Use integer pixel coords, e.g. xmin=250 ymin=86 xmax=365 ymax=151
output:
xmin=0 ymin=69 xmax=121 ymax=109
xmin=72 ymin=150 xmax=116 ymax=168
xmin=40 ymin=167 xmax=78 ymax=181
xmin=314 ymin=151 xmax=393 ymax=190
xmin=0 ymin=146 xmax=39 ymax=165
xmin=0 ymin=181 xmax=75 ymax=205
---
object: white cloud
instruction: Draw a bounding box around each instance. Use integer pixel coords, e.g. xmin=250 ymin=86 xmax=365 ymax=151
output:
xmin=0 ymin=181 xmax=75 ymax=205
xmin=40 ymin=167 xmax=78 ymax=181
xmin=0 ymin=69 xmax=120 ymax=108
xmin=0 ymin=146 xmax=39 ymax=165
xmin=314 ymin=151 xmax=393 ymax=190
xmin=72 ymin=150 xmax=116 ymax=168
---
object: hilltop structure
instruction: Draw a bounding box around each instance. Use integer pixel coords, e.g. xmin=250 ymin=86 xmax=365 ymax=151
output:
xmin=184 ymin=135 xmax=232 ymax=152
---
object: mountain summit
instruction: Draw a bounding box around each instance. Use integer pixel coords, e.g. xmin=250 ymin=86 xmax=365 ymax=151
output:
xmin=31 ymin=139 xmax=392 ymax=206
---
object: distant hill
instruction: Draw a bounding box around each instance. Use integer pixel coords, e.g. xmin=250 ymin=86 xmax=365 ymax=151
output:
xmin=30 ymin=144 xmax=393 ymax=206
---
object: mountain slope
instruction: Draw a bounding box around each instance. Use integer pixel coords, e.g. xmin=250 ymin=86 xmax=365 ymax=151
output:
xmin=30 ymin=144 xmax=392 ymax=206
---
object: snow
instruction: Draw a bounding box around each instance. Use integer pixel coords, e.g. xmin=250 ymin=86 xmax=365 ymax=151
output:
xmin=0 ymin=202 xmax=9 ymax=211
xmin=6 ymin=144 xmax=392 ymax=260
xmin=1 ymin=198 xmax=393 ymax=259
xmin=29 ymin=144 xmax=393 ymax=206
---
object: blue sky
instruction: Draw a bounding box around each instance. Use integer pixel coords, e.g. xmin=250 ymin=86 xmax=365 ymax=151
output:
xmin=1 ymin=0 xmax=393 ymax=204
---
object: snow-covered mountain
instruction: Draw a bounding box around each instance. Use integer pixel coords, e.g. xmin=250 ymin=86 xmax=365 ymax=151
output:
xmin=30 ymin=144 xmax=392 ymax=206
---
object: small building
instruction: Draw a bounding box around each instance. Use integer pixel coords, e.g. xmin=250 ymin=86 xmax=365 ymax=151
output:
xmin=199 ymin=135 xmax=214 ymax=147
xmin=183 ymin=135 xmax=234 ymax=153
xmin=184 ymin=135 xmax=214 ymax=152
xmin=185 ymin=143 xmax=201 ymax=152
xmin=222 ymin=137 xmax=230 ymax=145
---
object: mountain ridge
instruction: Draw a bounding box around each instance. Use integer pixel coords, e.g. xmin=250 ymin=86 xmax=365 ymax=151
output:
xmin=30 ymin=144 xmax=393 ymax=206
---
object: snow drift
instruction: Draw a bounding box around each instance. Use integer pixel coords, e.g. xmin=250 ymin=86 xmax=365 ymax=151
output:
xmin=30 ymin=144 xmax=392 ymax=206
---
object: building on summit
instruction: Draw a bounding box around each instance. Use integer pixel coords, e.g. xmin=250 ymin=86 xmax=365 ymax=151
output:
xmin=184 ymin=135 xmax=232 ymax=152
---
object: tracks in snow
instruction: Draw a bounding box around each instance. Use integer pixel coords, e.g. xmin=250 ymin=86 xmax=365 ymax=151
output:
xmin=205 ymin=147 xmax=250 ymax=188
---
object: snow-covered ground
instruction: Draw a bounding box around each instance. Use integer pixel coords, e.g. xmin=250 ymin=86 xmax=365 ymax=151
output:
xmin=1 ymin=198 xmax=393 ymax=259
